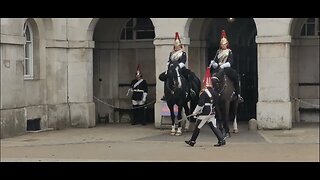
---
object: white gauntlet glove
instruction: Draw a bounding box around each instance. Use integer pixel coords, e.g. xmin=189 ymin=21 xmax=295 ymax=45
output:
xmin=192 ymin=105 xmax=203 ymax=116
xmin=178 ymin=62 xmax=185 ymax=69
xmin=142 ymin=92 xmax=147 ymax=103
xmin=220 ymin=62 xmax=231 ymax=69
xmin=126 ymin=88 xmax=132 ymax=96
xmin=211 ymin=62 xmax=218 ymax=69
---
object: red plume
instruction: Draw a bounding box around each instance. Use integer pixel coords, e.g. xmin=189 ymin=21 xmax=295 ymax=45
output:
xmin=136 ymin=64 xmax=141 ymax=76
xmin=221 ymin=30 xmax=227 ymax=38
xmin=220 ymin=29 xmax=229 ymax=48
xmin=173 ymin=32 xmax=182 ymax=49
xmin=175 ymin=32 xmax=180 ymax=41
xmin=203 ymin=67 xmax=213 ymax=88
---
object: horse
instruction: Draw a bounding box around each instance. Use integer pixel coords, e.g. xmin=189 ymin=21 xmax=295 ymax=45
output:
xmin=212 ymin=68 xmax=240 ymax=138
xmin=162 ymin=61 xmax=200 ymax=135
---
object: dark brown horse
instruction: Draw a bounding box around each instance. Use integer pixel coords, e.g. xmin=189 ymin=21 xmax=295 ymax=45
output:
xmin=212 ymin=69 xmax=239 ymax=138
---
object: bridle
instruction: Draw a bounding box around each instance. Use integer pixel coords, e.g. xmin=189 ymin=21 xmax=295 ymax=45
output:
xmin=212 ymin=73 xmax=227 ymax=97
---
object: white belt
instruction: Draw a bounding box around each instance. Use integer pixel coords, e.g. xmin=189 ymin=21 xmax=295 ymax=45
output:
xmin=204 ymin=103 xmax=212 ymax=106
xmin=133 ymin=89 xmax=144 ymax=92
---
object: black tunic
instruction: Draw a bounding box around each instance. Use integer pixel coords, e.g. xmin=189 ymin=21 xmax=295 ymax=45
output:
xmin=213 ymin=49 xmax=234 ymax=67
xmin=130 ymin=79 xmax=148 ymax=101
xmin=197 ymin=87 xmax=218 ymax=116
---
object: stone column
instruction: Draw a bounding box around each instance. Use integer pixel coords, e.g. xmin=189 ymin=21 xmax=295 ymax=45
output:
xmin=0 ymin=33 xmax=26 ymax=138
xmin=67 ymin=40 xmax=96 ymax=128
xmin=256 ymin=35 xmax=292 ymax=129
xmin=153 ymin=37 xmax=190 ymax=128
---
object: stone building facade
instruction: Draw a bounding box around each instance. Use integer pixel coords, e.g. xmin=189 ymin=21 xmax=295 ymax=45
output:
xmin=1 ymin=18 xmax=319 ymax=138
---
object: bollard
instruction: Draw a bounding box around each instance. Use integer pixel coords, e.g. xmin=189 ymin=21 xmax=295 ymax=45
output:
xmin=248 ymin=118 xmax=257 ymax=131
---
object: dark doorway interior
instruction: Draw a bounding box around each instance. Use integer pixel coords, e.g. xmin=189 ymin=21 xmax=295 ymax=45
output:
xmin=207 ymin=18 xmax=257 ymax=121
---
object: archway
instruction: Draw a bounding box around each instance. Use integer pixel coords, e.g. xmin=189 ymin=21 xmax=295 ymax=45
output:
xmin=188 ymin=18 xmax=258 ymax=121
xmin=290 ymin=18 xmax=319 ymax=123
xmin=92 ymin=18 xmax=156 ymax=124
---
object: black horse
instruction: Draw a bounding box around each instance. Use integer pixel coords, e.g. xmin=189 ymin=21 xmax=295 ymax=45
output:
xmin=212 ymin=69 xmax=240 ymax=138
xmin=161 ymin=61 xmax=201 ymax=135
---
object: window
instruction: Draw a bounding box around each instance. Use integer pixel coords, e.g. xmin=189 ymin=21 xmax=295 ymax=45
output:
xmin=120 ymin=18 xmax=155 ymax=40
xmin=300 ymin=18 xmax=320 ymax=36
xmin=24 ymin=21 xmax=33 ymax=79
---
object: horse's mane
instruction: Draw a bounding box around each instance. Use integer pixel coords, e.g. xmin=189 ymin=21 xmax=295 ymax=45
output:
xmin=212 ymin=70 xmax=233 ymax=97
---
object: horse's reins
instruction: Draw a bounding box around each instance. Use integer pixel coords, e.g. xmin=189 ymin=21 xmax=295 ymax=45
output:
xmin=213 ymin=74 xmax=227 ymax=97
xmin=166 ymin=66 xmax=185 ymax=95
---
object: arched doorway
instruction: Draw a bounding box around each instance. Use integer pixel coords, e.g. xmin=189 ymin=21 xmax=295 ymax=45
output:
xmin=92 ymin=18 xmax=156 ymax=124
xmin=290 ymin=18 xmax=320 ymax=123
xmin=189 ymin=18 xmax=258 ymax=121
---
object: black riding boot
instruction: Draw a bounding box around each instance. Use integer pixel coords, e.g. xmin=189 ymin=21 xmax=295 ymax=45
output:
xmin=225 ymin=68 xmax=243 ymax=103
xmin=185 ymin=127 xmax=200 ymax=147
xmin=208 ymin=122 xmax=226 ymax=147
xmin=234 ymin=78 xmax=244 ymax=103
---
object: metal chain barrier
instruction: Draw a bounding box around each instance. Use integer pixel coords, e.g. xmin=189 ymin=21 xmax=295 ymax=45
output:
xmin=290 ymin=96 xmax=320 ymax=108
xmin=93 ymin=96 xmax=156 ymax=110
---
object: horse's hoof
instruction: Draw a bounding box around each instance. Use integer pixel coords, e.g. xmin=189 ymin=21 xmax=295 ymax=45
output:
xmin=171 ymin=132 xmax=176 ymax=136
xmin=233 ymin=129 xmax=239 ymax=133
xmin=175 ymin=132 xmax=182 ymax=136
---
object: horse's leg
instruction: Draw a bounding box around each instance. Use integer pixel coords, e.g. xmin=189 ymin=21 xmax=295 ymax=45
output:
xmin=223 ymin=101 xmax=231 ymax=138
xmin=175 ymin=105 xmax=183 ymax=136
xmin=231 ymin=100 xmax=239 ymax=133
xmin=183 ymin=103 xmax=190 ymax=131
xmin=215 ymin=105 xmax=224 ymax=135
xmin=168 ymin=103 xmax=176 ymax=135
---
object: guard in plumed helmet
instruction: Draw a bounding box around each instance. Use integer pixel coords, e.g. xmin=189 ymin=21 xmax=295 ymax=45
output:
xmin=185 ymin=68 xmax=226 ymax=147
xmin=159 ymin=32 xmax=195 ymax=101
xmin=128 ymin=64 xmax=148 ymax=125
xmin=209 ymin=30 xmax=244 ymax=103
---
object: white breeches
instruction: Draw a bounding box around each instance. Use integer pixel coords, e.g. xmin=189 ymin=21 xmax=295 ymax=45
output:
xmin=197 ymin=115 xmax=216 ymax=129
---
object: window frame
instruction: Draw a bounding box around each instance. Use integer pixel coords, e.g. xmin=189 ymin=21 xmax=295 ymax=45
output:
xmin=120 ymin=18 xmax=155 ymax=41
xmin=300 ymin=18 xmax=319 ymax=37
xmin=23 ymin=21 xmax=34 ymax=80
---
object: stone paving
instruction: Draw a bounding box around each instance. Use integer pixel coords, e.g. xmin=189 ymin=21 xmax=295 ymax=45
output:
xmin=1 ymin=122 xmax=319 ymax=162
